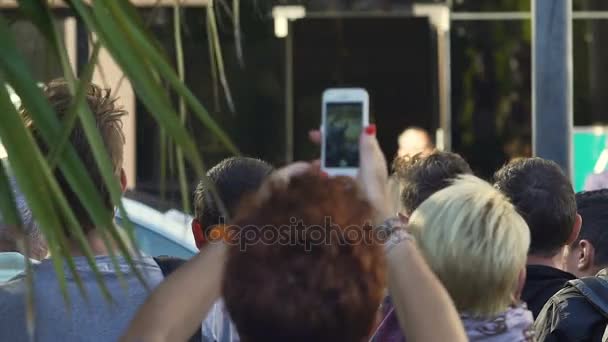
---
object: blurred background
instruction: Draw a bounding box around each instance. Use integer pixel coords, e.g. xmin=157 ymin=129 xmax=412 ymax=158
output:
xmin=3 ymin=0 xmax=608 ymax=206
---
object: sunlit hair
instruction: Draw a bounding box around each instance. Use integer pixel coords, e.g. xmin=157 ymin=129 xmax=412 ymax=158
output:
xmin=494 ymin=157 xmax=576 ymax=256
xmin=222 ymin=174 xmax=386 ymax=342
xmin=22 ymin=79 xmax=126 ymax=231
xmin=408 ymin=175 xmax=530 ymax=317
xmin=392 ymin=150 xmax=472 ymax=215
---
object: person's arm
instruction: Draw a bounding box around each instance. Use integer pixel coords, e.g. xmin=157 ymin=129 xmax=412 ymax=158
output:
xmin=386 ymin=236 xmax=467 ymax=342
xmin=355 ymin=127 xmax=466 ymax=341
xmin=121 ymin=242 xmax=227 ymax=342
xmin=121 ymin=163 xmax=316 ymax=342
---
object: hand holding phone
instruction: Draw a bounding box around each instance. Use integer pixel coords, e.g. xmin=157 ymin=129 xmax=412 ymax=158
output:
xmin=321 ymin=88 xmax=370 ymax=177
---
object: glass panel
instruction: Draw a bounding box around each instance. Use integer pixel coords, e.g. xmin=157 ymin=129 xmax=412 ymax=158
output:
xmin=573 ymin=16 xmax=608 ymax=191
xmin=452 ymin=0 xmax=530 ymax=12
xmin=572 ymin=19 xmax=608 ymax=191
xmin=573 ymin=0 xmax=608 ymax=11
xmin=451 ymin=19 xmax=531 ymax=179
xmin=7 ymin=18 xmax=64 ymax=83
xmin=135 ymin=5 xmax=285 ymax=199
xmin=292 ymin=17 xmax=439 ymax=163
xmin=573 ymin=19 xmax=608 ymax=126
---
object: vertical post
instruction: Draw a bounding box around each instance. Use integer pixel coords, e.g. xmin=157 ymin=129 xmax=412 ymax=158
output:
xmin=532 ymin=0 xmax=573 ymax=176
xmin=285 ymin=21 xmax=294 ymax=163
xmin=75 ymin=18 xmax=89 ymax=76
xmin=413 ymin=4 xmax=451 ymax=151
xmin=439 ymin=29 xmax=452 ymax=151
xmin=63 ymin=17 xmax=78 ymax=76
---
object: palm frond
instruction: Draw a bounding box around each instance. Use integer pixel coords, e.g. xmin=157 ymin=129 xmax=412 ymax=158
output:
xmin=0 ymin=14 xmax=113 ymax=301
xmin=207 ymin=0 xmax=236 ymax=113
xmin=0 ymin=0 xmax=243 ymax=316
xmin=233 ymin=0 xmax=244 ymax=68
xmin=17 ymin=0 xmax=140 ymax=293
xmin=173 ymin=1 xmax=191 ymax=213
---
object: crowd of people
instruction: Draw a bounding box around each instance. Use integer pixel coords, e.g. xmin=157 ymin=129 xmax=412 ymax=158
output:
xmin=1 ymin=79 xmax=608 ymax=341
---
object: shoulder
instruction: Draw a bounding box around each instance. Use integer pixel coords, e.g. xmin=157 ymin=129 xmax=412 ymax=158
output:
xmin=534 ymin=283 xmax=606 ymax=341
xmin=151 ymin=256 xmax=186 ymax=276
xmin=0 ymin=277 xmax=26 ymax=317
xmin=0 ymin=276 xmax=26 ymax=295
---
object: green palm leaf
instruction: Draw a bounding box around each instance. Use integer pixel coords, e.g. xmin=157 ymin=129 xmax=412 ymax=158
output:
xmin=174 ymin=1 xmax=191 ymax=213
xmin=0 ymin=78 xmax=76 ymax=303
xmin=99 ymin=0 xmax=239 ymax=154
xmin=0 ymin=0 xmax=241 ymax=326
xmin=0 ymin=15 xmax=111 ymax=301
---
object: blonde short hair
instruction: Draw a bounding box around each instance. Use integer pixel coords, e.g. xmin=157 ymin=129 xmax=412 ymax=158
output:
xmin=408 ymin=175 xmax=530 ymax=317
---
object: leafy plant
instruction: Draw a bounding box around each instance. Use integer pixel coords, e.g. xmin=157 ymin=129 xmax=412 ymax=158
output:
xmin=0 ymin=0 xmax=241 ymax=335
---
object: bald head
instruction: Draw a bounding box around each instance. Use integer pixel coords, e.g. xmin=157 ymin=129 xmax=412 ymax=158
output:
xmin=397 ymin=127 xmax=433 ymax=158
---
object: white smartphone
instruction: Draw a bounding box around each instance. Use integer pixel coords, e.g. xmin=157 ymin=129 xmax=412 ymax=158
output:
xmin=321 ymin=88 xmax=370 ymax=177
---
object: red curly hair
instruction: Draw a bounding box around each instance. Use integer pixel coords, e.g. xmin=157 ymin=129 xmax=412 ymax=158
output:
xmin=222 ymin=174 xmax=386 ymax=342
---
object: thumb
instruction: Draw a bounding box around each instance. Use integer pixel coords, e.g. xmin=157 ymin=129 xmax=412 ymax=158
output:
xmin=359 ymin=125 xmax=387 ymax=173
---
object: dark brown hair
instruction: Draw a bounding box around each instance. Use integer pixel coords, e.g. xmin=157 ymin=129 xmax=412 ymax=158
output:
xmin=222 ymin=174 xmax=386 ymax=342
xmin=494 ymin=157 xmax=576 ymax=256
xmin=193 ymin=157 xmax=272 ymax=235
xmin=393 ymin=151 xmax=472 ymax=214
xmin=23 ymin=79 xmax=126 ymax=231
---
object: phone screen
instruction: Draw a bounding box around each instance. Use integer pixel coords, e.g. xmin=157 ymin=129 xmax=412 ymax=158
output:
xmin=324 ymin=102 xmax=363 ymax=168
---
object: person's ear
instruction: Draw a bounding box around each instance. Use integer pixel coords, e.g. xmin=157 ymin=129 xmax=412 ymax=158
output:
xmin=120 ymin=168 xmax=128 ymax=193
xmin=191 ymin=218 xmax=205 ymax=250
xmin=567 ymin=214 xmax=582 ymax=245
xmin=577 ymin=240 xmax=595 ymax=272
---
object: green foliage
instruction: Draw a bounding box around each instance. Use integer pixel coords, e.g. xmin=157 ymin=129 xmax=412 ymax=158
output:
xmin=0 ymin=0 xmax=239 ymax=322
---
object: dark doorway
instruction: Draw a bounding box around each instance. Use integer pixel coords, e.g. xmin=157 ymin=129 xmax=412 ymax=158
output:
xmin=291 ymin=16 xmax=440 ymax=164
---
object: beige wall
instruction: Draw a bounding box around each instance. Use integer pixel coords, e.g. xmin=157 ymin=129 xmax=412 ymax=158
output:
xmin=93 ymin=49 xmax=137 ymax=189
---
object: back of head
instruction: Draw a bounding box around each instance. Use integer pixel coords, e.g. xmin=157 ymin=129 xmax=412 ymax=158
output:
xmin=575 ymin=190 xmax=608 ymax=267
xmin=223 ymin=175 xmax=386 ymax=342
xmin=393 ymin=151 xmax=472 ymax=214
xmin=409 ymin=175 xmax=530 ymax=317
xmin=22 ymin=79 xmax=125 ymax=232
xmin=397 ymin=127 xmax=433 ymax=157
xmin=494 ymin=158 xmax=576 ymax=256
xmin=193 ymin=157 xmax=272 ymax=235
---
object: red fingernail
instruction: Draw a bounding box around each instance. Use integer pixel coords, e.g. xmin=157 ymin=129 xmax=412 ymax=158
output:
xmin=321 ymin=171 xmax=329 ymax=178
xmin=365 ymin=124 xmax=376 ymax=136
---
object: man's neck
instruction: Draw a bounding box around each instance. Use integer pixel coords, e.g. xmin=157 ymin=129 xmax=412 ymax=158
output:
xmin=526 ymin=248 xmax=567 ymax=270
xmin=68 ymin=230 xmax=114 ymax=257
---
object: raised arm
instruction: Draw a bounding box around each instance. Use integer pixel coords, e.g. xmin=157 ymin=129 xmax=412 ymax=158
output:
xmin=121 ymin=162 xmax=316 ymax=342
xmin=357 ymin=127 xmax=466 ymax=342
xmin=120 ymin=242 xmax=226 ymax=342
